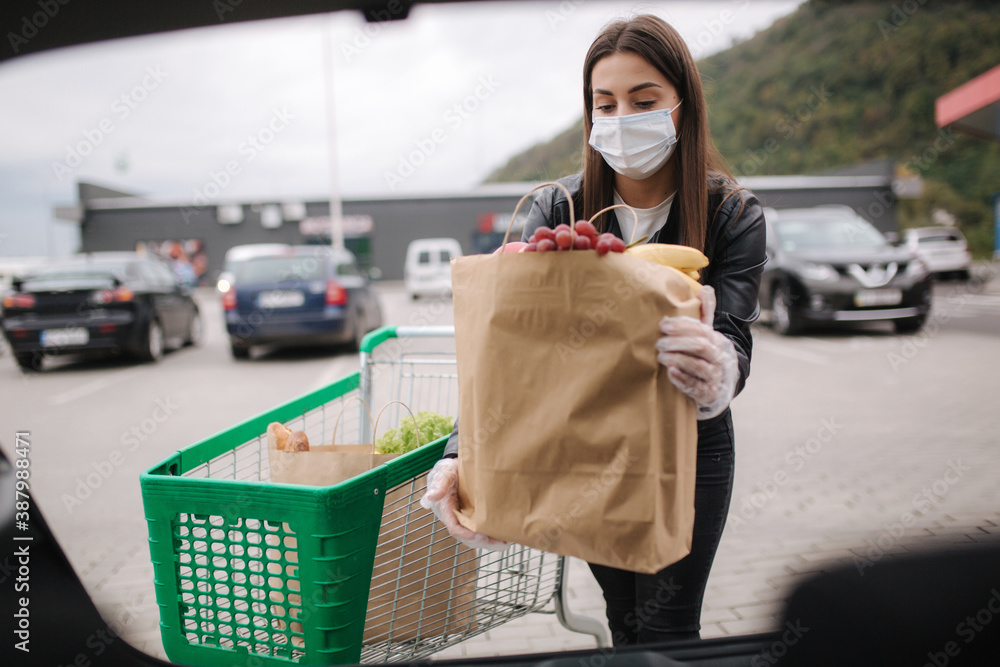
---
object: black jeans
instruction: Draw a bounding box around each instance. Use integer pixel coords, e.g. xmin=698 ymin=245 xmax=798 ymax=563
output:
xmin=588 ymin=413 xmax=735 ymax=646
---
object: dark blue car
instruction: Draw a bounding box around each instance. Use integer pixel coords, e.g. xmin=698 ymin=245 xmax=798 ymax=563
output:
xmin=223 ymin=245 xmax=382 ymax=358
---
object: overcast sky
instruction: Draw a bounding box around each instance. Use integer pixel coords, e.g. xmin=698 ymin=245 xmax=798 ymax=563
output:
xmin=0 ymin=0 xmax=803 ymax=256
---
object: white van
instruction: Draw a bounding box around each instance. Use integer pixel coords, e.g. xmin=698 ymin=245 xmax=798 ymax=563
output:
xmin=404 ymin=238 xmax=463 ymax=300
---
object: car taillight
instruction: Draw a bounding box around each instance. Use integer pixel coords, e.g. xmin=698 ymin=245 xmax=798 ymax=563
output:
xmin=325 ymin=281 xmax=347 ymax=306
xmin=92 ymin=287 xmax=134 ymax=304
xmin=222 ymin=288 xmax=237 ymax=311
xmin=2 ymin=293 xmax=35 ymax=309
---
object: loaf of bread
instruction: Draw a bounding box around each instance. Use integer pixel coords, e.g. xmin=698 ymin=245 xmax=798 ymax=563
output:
xmin=267 ymin=422 xmax=310 ymax=452
xmin=287 ymin=430 xmax=309 ymax=452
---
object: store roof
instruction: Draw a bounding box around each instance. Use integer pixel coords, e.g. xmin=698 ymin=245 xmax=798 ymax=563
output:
xmin=72 ymin=175 xmax=892 ymax=216
xmin=936 ymin=63 xmax=1000 ymax=143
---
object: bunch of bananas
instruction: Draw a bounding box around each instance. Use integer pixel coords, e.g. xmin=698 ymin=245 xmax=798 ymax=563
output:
xmin=624 ymin=244 xmax=708 ymax=294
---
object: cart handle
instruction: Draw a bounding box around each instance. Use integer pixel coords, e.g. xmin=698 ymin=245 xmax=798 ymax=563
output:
xmin=359 ymin=325 xmax=456 ymax=355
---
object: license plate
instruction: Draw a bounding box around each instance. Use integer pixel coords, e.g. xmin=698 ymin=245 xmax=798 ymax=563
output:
xmin=258 ymin=290 xmax=305 ymax=308
xmin=41 ymin=327 xmax=89 ymax=347
xmin=854 ymin=289 xmax=902 ymax=307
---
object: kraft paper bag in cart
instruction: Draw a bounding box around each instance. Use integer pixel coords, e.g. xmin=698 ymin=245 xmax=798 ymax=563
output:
xmin=452 ymin=185 xmax=702 ymax=575
xmin=265 ymin=403 xmax=477 ymax=643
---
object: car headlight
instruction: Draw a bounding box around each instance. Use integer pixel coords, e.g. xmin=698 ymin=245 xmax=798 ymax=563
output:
xmin=798 ymin=262 xmax=838 ymax=282
xmin=905 ymin=259 xmax=928 ymax=279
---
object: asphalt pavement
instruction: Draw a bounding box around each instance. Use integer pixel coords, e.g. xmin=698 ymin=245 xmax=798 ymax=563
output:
xmin=1 ymin=264 xmax=999 ymax=663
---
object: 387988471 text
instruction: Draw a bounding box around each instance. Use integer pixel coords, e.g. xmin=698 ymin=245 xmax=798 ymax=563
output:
xmin=13 ymin=431 xmax=32 ymax=654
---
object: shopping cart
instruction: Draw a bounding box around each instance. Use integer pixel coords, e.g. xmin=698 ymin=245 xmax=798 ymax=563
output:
xmin=140 ymin=325 xmax=607 ymax=667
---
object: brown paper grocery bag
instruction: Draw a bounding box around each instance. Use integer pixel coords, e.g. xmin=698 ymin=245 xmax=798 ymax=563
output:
xmin=268 ymin=440 xmax=398 ymax=486
xmin=362 ymin=482 xmax=478 ymax=643
xmin=264 ymin=406 xmax=477 ymax=643
xmin=266 ymin=400 xmax=399 ymax=486
xmin=451 ymin=201 xmax=701 ymax=574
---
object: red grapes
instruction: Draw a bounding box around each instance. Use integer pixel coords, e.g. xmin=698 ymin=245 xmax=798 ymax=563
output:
xmin=523 ymin=222 xmax=625 ymax=256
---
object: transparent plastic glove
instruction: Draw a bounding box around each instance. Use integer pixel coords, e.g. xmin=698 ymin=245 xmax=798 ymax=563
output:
xmin=420 ymin=458 xmax=510 ymax=552
xmin=656 ymin=285 xmax=739 ymax=420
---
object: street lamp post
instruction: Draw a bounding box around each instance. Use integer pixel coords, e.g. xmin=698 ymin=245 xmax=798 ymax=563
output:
xmin=322 ymin=16 xmax=345 ymax=250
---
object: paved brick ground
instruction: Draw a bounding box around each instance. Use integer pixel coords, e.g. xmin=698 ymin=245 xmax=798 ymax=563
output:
xmin=63 ymin=265 xmax=1000 ymax=662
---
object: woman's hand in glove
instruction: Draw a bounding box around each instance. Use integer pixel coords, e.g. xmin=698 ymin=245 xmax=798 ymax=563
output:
xmin=420 ymin=458 xmax=510 ymax=552
xmin=656 ymin=285 xmax=739 ymax=420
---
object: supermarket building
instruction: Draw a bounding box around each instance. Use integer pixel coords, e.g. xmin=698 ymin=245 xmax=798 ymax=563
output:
xmin=64 ymin=166 xmax=908 ymax=283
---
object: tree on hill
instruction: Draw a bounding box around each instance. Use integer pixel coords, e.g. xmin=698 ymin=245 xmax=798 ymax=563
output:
xmin=485 ymin=0 xmax=1000 ymax=257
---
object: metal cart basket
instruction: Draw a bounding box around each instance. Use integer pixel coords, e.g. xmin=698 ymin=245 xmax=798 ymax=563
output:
xmin=140 ymin=325 xmax=607 ymax=667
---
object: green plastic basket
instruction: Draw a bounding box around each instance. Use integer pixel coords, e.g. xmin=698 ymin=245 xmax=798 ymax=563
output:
xmin=142 ymin=372 xmax=449 ymax=665
xmin=141 ymin=367 xmax=564 ymax=666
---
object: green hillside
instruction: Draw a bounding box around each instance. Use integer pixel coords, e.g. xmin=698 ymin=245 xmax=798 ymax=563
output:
xmin=486 ymin=0 xmax=1000 ymax=257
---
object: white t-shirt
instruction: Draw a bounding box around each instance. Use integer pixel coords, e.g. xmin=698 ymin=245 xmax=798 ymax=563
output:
xmin=613 ymin=191 xmax=676 ymax=245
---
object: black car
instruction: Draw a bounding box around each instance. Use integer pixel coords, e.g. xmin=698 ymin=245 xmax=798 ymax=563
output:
xmin=1 ymin=252 xmax=202 ymax=370
xmin=760 ymin=206 xmax=933 ymax=335
xmin=223 ymin=245 xmax=382 ymax=358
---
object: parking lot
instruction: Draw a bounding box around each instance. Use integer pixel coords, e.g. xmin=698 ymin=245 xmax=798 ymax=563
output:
xmin=1 ymin=268 xmax=999 ymax=660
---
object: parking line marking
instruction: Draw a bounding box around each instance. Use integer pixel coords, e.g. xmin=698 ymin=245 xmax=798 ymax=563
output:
xmin=49 ymin=368 xmax=142 ymax=406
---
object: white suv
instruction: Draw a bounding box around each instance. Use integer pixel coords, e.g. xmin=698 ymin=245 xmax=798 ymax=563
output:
xmin=904 ymin=227 xmax=971 ymax=281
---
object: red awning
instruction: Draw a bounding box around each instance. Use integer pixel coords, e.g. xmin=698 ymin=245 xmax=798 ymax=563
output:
xmin=936 ymin=63 xmax=1000 ymax=143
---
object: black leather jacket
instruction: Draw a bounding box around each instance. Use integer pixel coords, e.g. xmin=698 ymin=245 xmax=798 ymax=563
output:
xmin=444 ymin=172 xmax=767 ymax=457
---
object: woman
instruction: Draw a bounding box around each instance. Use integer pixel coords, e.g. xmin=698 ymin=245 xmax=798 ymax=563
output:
xmin=423 ymin=14 xmax=766 ymax=645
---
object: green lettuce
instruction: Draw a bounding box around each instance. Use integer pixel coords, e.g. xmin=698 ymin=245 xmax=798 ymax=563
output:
xmin=375 ymin=411 xmax=455 ymax=454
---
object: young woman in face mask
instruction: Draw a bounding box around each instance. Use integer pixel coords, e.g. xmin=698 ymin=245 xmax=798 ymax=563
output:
xmin=423 ymin=14 xmax=767 ymax=645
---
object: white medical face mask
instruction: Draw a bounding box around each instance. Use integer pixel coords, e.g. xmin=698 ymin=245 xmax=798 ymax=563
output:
xmin=588 ymin=101 xmax=683 ymax=180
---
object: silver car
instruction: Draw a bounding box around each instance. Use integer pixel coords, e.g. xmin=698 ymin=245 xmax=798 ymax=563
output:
xmin=904 ymin=227 xmax=972 ymax=281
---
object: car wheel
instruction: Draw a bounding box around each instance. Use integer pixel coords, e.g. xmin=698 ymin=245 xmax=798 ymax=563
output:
xmin=894 ymin=314 xmax=927 ymax=334
xmin=15 ymin=352 xmax=43 ymax=372
xmin=230 ymin=342 xmax=251 ymax=359
xmin=184 ymin=311 xmax=203 ymax=347
xmin=137 ymin=319 xmax=165 ymax=362
xmin=771 ymin=282 xmax=803 ymax=336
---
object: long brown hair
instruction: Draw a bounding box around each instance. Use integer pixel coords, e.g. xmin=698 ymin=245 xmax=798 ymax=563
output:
xmin=582 ymin=15 xmax=739 ymax=252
